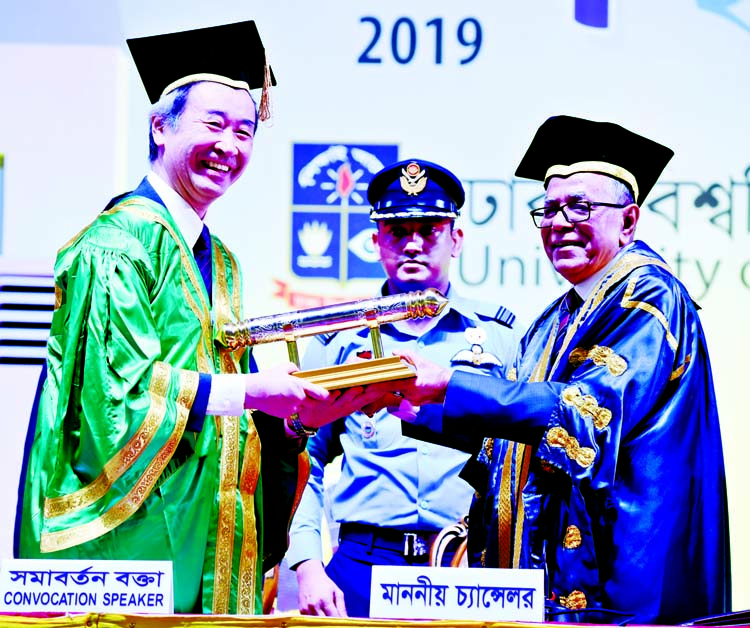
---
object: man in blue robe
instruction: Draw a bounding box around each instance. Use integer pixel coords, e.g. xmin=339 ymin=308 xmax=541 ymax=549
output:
xmin=396 ymin=116 xmax=731 ymax=624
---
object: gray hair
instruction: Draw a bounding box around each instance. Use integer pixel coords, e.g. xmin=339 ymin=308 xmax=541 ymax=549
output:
xmin=610 ymin=177 xmax=635 ymax=206
xmin=148 ymin=84 xmax=193 ymax=162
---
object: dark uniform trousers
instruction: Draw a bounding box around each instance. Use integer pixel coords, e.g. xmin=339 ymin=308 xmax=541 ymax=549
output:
xmin=326 ymin=522 xmax=452 ymax=618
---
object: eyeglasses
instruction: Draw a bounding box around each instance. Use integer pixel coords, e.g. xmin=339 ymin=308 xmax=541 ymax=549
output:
xmin=530 ymin=200 xmax=628 ymax=228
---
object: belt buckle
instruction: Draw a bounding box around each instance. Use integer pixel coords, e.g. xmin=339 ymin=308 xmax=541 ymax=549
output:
xmin=403 ymin=532 xmax=429 ymax=559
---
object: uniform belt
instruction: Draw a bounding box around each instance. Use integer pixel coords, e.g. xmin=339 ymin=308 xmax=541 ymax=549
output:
xmin=339 ymin=522 xmax=435 ymax=562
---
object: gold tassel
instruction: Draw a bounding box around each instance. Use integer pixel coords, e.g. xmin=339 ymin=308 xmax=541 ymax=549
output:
xmin=258 ymin=60 xmax=272 ymax=122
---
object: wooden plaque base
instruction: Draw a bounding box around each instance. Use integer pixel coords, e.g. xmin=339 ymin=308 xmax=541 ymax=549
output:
xmin=294 ymin=356 xmax=415 ymax=391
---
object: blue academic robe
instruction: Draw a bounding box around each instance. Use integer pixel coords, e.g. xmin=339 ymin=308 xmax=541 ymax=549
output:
xmin=412 ymin=241 xmax=731 ymax=624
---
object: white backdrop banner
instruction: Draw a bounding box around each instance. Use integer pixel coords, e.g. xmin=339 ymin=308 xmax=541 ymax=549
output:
xmin=0 ymin=0 xmax=748 ymax=610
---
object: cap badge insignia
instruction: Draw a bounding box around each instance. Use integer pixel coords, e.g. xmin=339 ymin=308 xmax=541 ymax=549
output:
xmin=400 ymin=162 xmax=428 ymax=196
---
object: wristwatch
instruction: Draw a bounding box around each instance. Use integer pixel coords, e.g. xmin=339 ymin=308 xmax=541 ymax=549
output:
xmin=286 ymin=415 xmax=318 ymax=437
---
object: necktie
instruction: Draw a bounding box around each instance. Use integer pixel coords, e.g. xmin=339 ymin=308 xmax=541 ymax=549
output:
xmin=193 ymin=224 xmax=212 ymax=305
xmin=552 ymin=288 xmax=582 ymax=362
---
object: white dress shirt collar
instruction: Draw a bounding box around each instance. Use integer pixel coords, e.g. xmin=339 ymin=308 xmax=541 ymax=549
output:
xmin=146 ymin=171 xmax=205 ymax=249
xmin=573 ymin=242 xmax=636 ymax=301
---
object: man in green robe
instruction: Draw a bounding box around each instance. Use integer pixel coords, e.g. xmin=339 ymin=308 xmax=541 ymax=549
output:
xmin=14 ymin=21 xmax=362 ymax=614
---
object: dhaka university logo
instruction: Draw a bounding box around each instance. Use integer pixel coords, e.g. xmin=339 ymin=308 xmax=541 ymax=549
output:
xmin=291 ymin=143 xmax=398 ymax=280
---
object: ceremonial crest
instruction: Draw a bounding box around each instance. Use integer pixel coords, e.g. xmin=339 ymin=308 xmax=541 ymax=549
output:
xmin=399 ymin=161 xmax=428 ymax=196
xmin=291 ymin=142 xmax=398 ymax=280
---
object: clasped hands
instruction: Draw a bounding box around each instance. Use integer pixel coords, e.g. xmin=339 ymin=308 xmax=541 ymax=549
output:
xmin=243 ymin=352 xmax=451 ymax=430
xmin=358 ymin=350 xmax=453 ymax=421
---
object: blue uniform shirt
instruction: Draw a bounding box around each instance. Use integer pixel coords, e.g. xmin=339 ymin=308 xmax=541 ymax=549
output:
xmin=286 ymin=285 xmax=519 ymax=567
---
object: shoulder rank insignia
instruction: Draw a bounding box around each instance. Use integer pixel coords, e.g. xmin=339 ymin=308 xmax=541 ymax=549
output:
xmin=468 ymin=301 xmax=516 ymax=329
xmin=451 ymin=326 xmax=503 ymax=368
xmin=400 ymin=161 xmax=428 ymax=196
xmin=318 ymin=332 xmax=339 ymax=346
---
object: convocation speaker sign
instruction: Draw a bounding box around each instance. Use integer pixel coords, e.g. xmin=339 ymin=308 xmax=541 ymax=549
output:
xmin=0 ymin=0 xmax=748 ymax=612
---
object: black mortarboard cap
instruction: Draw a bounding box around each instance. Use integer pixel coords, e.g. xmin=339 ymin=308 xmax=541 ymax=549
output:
xmin=515 ymin=115 xmax=674 ymax=204
xmin=368 ymin=158 xmax=465 ymax=221
xmin=126 ymin=21 xmax=276 ymax=118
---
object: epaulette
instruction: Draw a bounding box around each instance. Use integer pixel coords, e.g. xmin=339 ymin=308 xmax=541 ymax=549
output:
xmin=316 ymin=331 xmax=340 ymax=346
xmin=472 ymin=302 xmax=516 ymax=329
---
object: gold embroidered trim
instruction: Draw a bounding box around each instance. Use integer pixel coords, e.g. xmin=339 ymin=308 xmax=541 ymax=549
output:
xmin=56 ymin=198 xmax=214 ymax=369
xmin=563 ymin=525 xmax=582 ymax=550
xmin=54 ymin=285 xmax=62 ymax=310
xmin=568 ymin=345 xmax=627 ymax=376
xmin=211 ymin=242 xmax=245 ymax=362
xmin=41 ymin=368 xmax=197 ymax=552
xmin=512 ymin=444 xmax=532 ymax=569
xmin=511 ymin=298 xmax=562 ymax=567
xmin=559 ymin=589 xmax=587 ymax=610
xmin=550 ymin=254 xmax=673 ymax=374
xmin=621 ymin=276 xmax=678 ymax=351
xmin=483 ymin=438 xmax=494 ymax=462
xmin=228 ymin=250 xmax=243 ymax=322
xmin=225 ymin=247 xmax=247 ymax=362
xmin=229 ymin=246 xmax=247 ymax=363
xmin=497 ymin=444 xmax=516 ymax=568
xmin=212 ymin=247 xmax=240 ymax=613
xmin=237 ymin=413 xmax=261 ymax=614
xmin=671 ymin=354 xmax=691 ymax=381
xmin=44 ymin=198 xmax=215 ymax=519
xmin=107 ymin=200 xmax=214 ymax=369
xmin=213 ymin=245 xmax=263 ymax=614
xmin=212 ymin=414 xmax=239 ymax=614
xmin=44 ymin=362 xmax=171 ymax=519
xmin=513 ymin=253 xmax=674 ymax=572
xmin=161 ymin=73 xmax=250 ymax=100
xmin=532 ymin=320 xmax=558 ymax=381
xmin=507 ymin=367 xmax=518 ymax=382
xmin=545 ymin=161 xmax=638 ymax=204
xmin=586 ymin=254 xmax=672 ymax=315
xmin=561 ymin=386 xmax=612 ymax=430
xmin=212 ymin=241 xmax=229 ymax=322
xmin=546 ymin=426 xmax=595 ymax=468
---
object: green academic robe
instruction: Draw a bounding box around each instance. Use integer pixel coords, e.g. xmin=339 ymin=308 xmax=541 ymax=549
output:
xmin=17 ymin=189 xmax=308 ymax=614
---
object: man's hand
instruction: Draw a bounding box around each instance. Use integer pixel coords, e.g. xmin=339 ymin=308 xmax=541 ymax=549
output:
xmin=297 ymin=385 xmax=374 ymax=429
xmin=296 ymin=560 xmax=347 ymax=616
xmin=386 ymin=396 xmax=420 ymax=423
xmin=297 ymin=369 xmax=418 ymax=428
xmin=359 ymin=352 xmax=451 ymax=416
xmin=243 ymin=363 xmax=329 ymax=417
xmin=392 ymin=350 xmax=452 ymax=406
